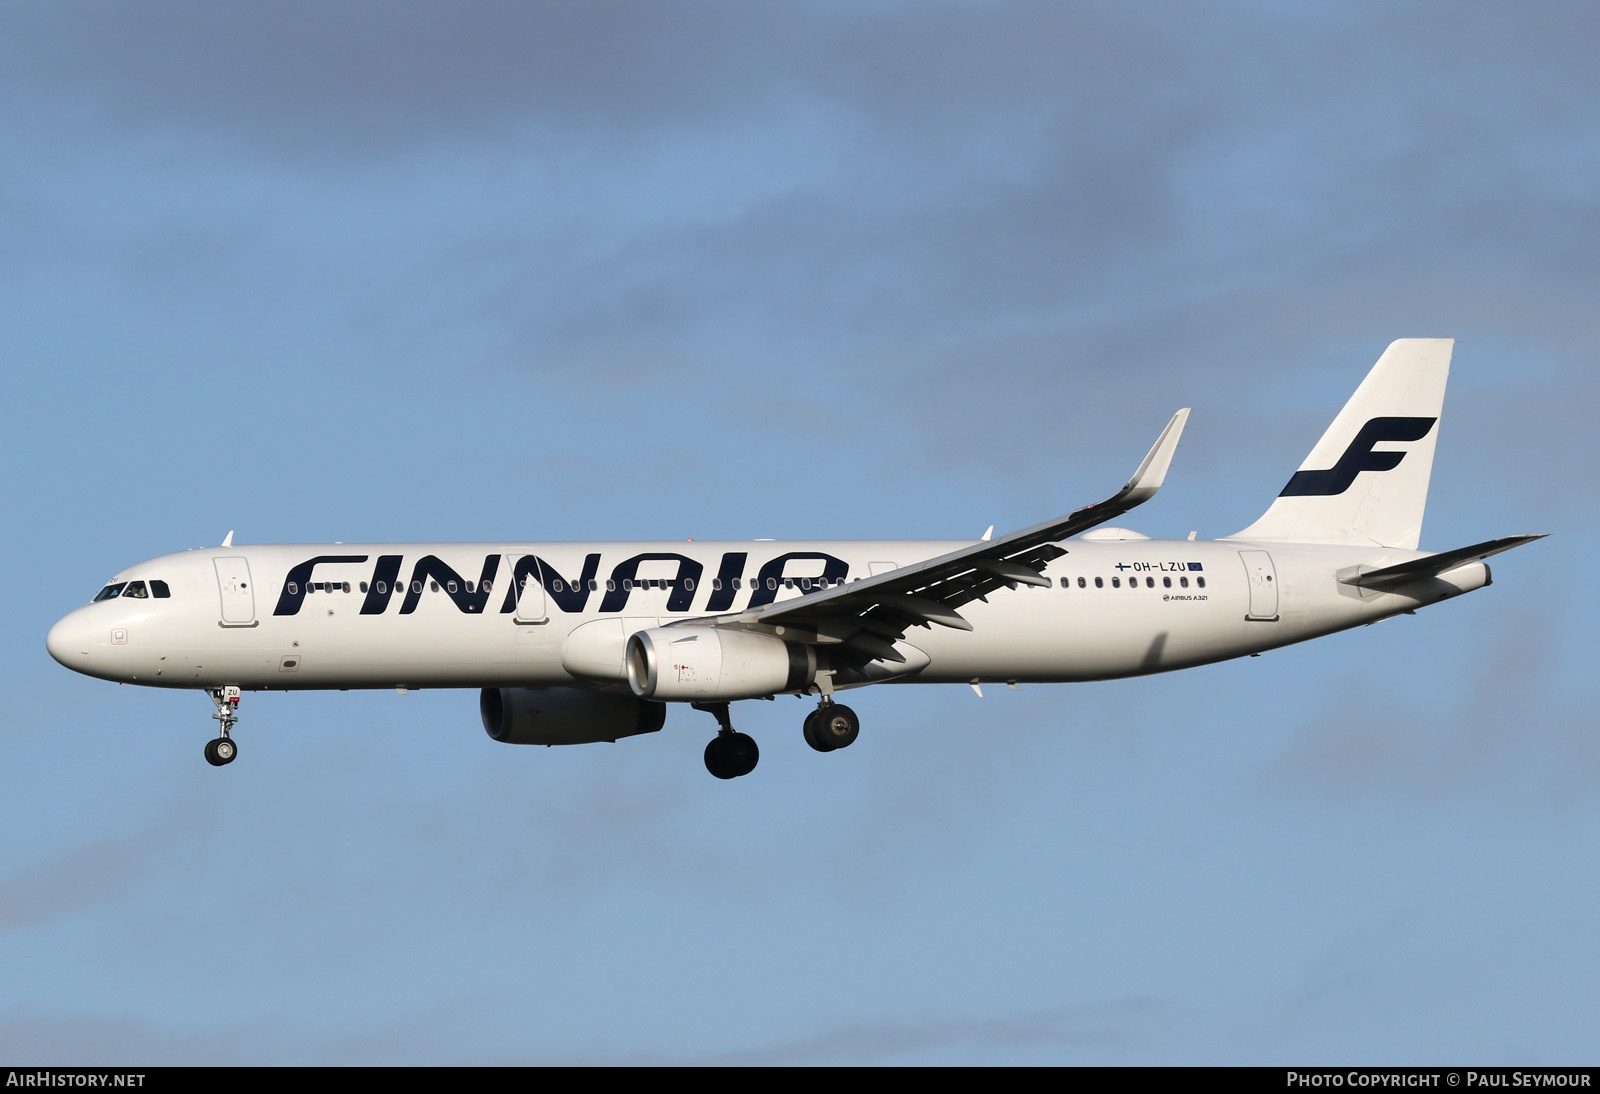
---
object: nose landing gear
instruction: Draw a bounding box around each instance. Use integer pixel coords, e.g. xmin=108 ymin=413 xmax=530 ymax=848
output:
xmin=205 ymin=686 xmax=240 ymax=767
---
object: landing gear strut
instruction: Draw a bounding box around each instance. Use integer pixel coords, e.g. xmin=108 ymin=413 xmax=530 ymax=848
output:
xmin=804 ymin=701 xmax=859 ymax=753
xmin=694 ymin=701 xmax=758 ymax=780
xmin=205 ymin=686 xmax=240 ymax=767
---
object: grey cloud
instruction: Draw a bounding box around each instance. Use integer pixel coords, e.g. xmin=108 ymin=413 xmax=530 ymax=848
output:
xmin=433 ymin=7 xmax=1600 ymax=384
xmin=0 ymin=1 xmax=812 ymax=156
xmin=0 ymin=997 xmax=1165 ymax=1065
xmin=15 ymin=4 xmax=1599 ymax=338
xmin=0 ymin=1013 xmax=244 ymax=1066
xmin=7 ymin=2 xmax=1595 ymax=497
xmin=0 ymin=1007 xmax=483 ymax=1066
xmin=0 ymin=816 xmax=183 ymax=930
xmin=678 ymin=997 xmax=1167 ymax=1065
xmin=1261 ymin=604 xmax=1597 ymax=803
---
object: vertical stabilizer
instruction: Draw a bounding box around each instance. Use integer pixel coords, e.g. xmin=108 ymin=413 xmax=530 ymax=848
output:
xmin=1226 ymin=339 xmax=1452 ymax=549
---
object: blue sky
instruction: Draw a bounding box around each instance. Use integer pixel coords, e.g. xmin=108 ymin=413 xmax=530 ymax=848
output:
xmin=2 ymin=1 xmax=1596 ymax=1064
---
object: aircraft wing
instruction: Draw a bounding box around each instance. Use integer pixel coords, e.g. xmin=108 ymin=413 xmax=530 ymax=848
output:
xmin=724 ymin=409 xmax=1190 ymax=662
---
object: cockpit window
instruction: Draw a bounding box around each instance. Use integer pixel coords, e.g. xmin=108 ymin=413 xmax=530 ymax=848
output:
xmin=92 ymin=579 xmax=170 ymax=601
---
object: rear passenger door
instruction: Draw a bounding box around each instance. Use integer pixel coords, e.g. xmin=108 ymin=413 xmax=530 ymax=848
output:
xmin=1239 ymin=550 xmax=1279 ymax=622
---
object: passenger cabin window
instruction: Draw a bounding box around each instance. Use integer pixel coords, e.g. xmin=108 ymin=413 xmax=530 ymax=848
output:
xmin=94 ymin=583 xmax=127 ymax=601
xmin=1094 ymin=577 xmax=1103 ymax=588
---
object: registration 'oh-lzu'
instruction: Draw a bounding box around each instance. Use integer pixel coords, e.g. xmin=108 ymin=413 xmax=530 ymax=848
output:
xmin=48 ymin=340 xmax=1542 ymax=778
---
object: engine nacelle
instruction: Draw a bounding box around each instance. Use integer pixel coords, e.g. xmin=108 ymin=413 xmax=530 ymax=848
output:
xmin=626 ymin=626 xmax=815 ymax=701
xmin=480 ymin=687 xmax=666 ymax=746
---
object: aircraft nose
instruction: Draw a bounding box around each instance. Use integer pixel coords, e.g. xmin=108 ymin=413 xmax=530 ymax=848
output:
xmin=46 ymin=611 xmax=92 ymax=668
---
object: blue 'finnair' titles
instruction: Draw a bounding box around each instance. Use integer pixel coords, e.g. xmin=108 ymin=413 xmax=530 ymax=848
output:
xmin=269 ymin=550 xmax=855 ymax=618
xmin=46 ymin=339 xmax=1545 ymax=780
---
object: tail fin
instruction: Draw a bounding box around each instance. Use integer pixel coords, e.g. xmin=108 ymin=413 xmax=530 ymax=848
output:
xmin=1226 ymin=338 xmax=1453 ymax=549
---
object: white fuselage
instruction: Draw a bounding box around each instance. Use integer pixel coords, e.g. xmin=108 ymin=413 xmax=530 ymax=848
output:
xmin=45 ymin=537 xmax=1487 ymax=694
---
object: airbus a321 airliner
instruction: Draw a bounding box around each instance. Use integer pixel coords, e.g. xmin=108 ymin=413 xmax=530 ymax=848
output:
xmin=47 ymin=340 xmax=1542 ymax=779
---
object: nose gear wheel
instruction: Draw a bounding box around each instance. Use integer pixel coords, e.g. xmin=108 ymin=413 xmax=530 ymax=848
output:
xmin=204 ymin=687 xmax=241 ymax=767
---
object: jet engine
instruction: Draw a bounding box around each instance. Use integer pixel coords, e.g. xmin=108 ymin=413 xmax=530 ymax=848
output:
xmin=480 ymin=687 xmax=666 ymax=746
xmin=626 ymin=626 xmax=815 ymax=701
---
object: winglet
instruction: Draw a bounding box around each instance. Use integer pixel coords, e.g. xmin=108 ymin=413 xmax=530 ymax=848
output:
xmin=221 ymin=530 xmax=235 ymax=548
xmin=1117 ymin=408 xmax=1189 ymax=507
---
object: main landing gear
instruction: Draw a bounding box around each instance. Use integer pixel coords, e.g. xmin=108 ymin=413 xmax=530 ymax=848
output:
xmin=692 ymin=697 xmax=862 ymax=780
xmin=694 ymin=702 xmax=758 ymax=780
xmin=205 ymin=686 xmax=241 ymax=767
xmin=803 ymin=701 xmax=859 ymax=753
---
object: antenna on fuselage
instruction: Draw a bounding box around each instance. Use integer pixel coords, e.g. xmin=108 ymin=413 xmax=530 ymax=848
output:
xmin=221 ymin=530 xmax=234 ymax=548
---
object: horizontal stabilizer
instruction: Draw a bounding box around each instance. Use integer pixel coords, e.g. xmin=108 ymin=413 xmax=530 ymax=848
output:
xmin=1340 ymin=534 xmax=1546 ymax=591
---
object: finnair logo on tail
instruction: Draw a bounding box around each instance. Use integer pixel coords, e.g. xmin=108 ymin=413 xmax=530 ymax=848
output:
xmin=1279 ymin=416 xmax=1437 ymax=497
